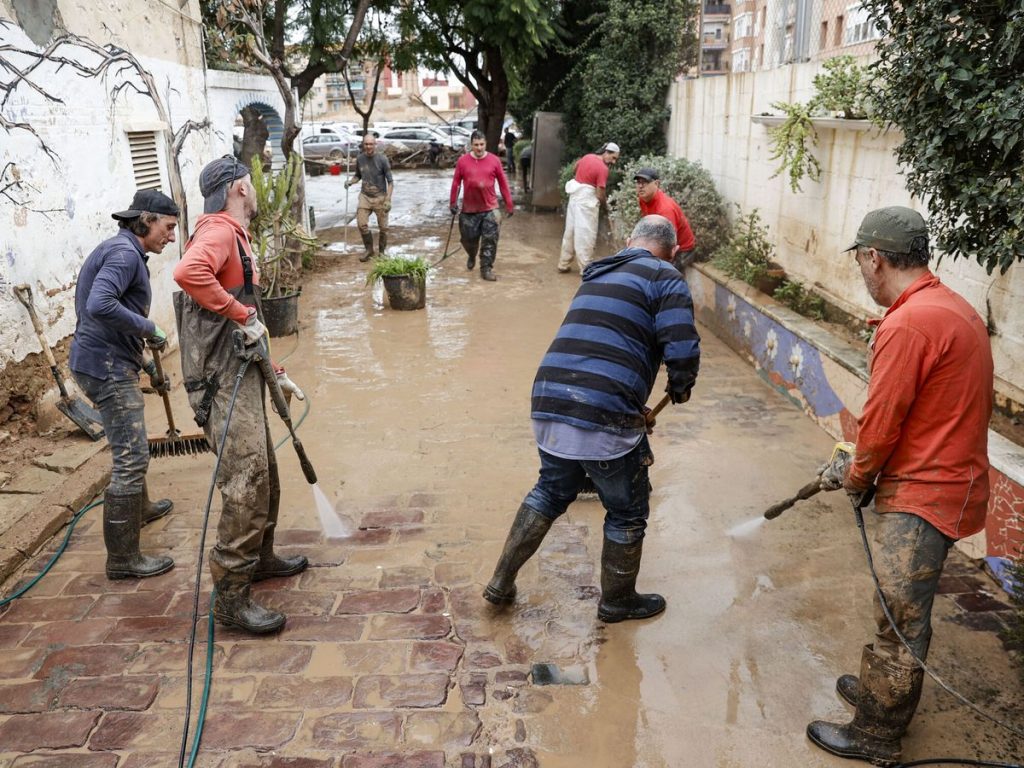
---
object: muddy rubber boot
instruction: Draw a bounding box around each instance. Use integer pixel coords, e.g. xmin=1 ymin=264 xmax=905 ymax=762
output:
xmin=213 ymin=573 xmax=286 ymax=634
xmin=597 ymin=538 xmax=665 ymax=623
xmin=378 ymin=232 xmax=388 ymax=255
xmin=807 ymin=645 xmax=924 ymax=766
xmin=359 ymin=231 xmax=375 ymax=262
xmin=103 ymin=490 xmax=174 ymax=580
xmin=483 ymin=504 xmax=553 ymax=605
xmin=836 ymin=674 xmax=860 ymax=706
xmin=481 ymin=267 xmax=497 ymax=281
xmin=141 ymin=480 xmax=173 ymax=526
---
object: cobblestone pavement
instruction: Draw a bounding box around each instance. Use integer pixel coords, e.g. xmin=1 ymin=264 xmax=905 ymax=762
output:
xmin=1 ymin=192 xmax=1021 ymax=766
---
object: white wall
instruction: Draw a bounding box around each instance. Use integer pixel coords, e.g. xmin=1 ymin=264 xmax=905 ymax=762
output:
xmin=667 ymin=62 xmax=1024 ymax=402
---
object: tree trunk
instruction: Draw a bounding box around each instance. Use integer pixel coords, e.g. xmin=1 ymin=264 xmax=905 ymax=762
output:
xmin=239 ymin=106 xmax=269 ymax=168
xmin=477 ymin=47 xmax=508 ymax=154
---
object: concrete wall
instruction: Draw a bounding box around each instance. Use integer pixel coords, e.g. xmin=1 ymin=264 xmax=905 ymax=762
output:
xmin=0 ymin=1 xmax=283 ymax=375
xmin=666 ymin=62 xmax=1024 ymax=407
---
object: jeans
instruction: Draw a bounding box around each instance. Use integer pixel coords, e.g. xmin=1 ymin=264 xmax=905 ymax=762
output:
xmin=523 ymin=435 xmax=653 ymax=544
xmin=459 ymin=210 xmax=499 ymax=270
xmin=73 ymin=371 xmax=148 ymax=495
xmin=870 ymin=510 xmax=954 ymax=665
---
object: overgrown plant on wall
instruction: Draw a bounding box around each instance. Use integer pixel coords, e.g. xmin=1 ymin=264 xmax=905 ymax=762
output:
xmin=712 ymin=208 xmax=778 ymax=288
xmin=608 ymin=155 xmax=728 ymax=263
xmin=767 ymin=56 xmax=872 ymax=193
xmin=861 ymin=0 xmax=1024 ymax=274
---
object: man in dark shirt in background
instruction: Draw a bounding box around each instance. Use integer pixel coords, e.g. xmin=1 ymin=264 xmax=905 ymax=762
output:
xmin=70 ymin=189 xmax=179 ymax=581
xmin=345 ymin=133 xmax=394 ymax=262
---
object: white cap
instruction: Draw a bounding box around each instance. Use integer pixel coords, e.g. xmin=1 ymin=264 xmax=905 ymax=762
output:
xmin=603 ymin=142 xmax=620 ymax=153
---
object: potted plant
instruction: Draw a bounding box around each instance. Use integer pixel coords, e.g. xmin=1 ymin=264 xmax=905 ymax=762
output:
xmin=249 ymin=154 xmax=319 ymax=336
xmin=366 ymin=255 xmax=431 ymax=311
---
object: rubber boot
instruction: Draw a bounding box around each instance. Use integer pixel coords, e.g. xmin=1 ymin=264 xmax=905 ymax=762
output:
xmin=807 ymin=645 xmax=924 ymax=766
xmin=213 ymin=572 xmax=286 ymax=634
xmin=141 ymin=480 xmax=173 ymax=526
xmin=103 ymin=490 xmax=174 ymax=580
xmin=378 ymin=231 xmax=388 ymax=255
xmin=836 ymin=673 xmax=860 ymax=706
xmin=597 ymin=538 xmax=665 ymax=623
xmin=481 ymin=267 xmax=497 ymax=281
xmin=359 ymin=231 xmax=375 ymax=262
xmin=483 ymin=504 xmax=554 ymax=605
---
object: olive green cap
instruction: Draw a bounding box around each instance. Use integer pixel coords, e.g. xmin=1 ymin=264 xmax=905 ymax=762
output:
xmin=844 ymin=206 xmax=928 ymax=254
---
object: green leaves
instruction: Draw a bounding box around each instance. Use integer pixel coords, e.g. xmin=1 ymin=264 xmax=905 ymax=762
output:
xmin=864 ymin=0 xmax=1024 ymax=273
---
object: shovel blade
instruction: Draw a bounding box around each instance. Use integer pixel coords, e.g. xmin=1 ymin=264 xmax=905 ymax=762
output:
xmin=56 ymin=398 xmax=105 ymax=441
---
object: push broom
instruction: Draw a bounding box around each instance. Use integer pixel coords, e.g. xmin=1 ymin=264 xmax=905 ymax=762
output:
xmin=147 ymin=346 xmax=211 ymax=458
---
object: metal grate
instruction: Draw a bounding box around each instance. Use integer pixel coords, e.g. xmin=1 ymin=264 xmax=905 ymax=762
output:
xmin=127 ymin=131 xmax=162 ymax=190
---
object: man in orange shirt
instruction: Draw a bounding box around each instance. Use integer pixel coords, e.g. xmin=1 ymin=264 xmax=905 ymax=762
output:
xmin=634 ymin=168 xmax=696 ymax=270
xmin=173 ymin=155 xmax=307 ymax=635
xmin=808 ymin=207 xmax=993 ymax=765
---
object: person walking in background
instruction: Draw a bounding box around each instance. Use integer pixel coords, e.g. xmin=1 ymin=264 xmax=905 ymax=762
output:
xmin=807 ymin=207 xmax=994 ymax=765
xmin=503 ymin=126 xmax=517 ymax=177
xmin=519 ymin=143 xmax=533 ymax=193
xmin=449 ymin=130 xmax=514 ymax=282
xmin=70 ymin=189 xmax=180 ymax=581
xmin=634 ymin=168 xmax=696 ymax=270
xmin=484 ymin=215 xmax=700 ymax=623
xmin=558 ymin=142 xmax=620 ymax=274
xmin=345 ymin=133 xmax=393 ymax=262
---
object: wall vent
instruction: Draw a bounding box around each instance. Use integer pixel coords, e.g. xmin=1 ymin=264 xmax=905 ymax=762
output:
xmin=127 ymin=131 xmax=161 ymax=190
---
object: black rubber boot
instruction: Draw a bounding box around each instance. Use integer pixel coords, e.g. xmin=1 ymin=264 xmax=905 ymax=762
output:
xmin=836 ymin=674 xmax=860 ymax=706
xmin=483 ymin=504 xmax=553 ymax=605
xmin=807 ymin=645 xmax=924 ymax=766
xmin=103 ymin=490 xmax=174 ymax=580
xmin=480 ymin=267 xmax=497 ymax=281
xmin=597 ymin=538 xmax=665 ymax=623
xmin=213 ymin=573 xmax=286 ymax=634
xmin=253 ymin=550 xmax=309 ymax=582
xmin=359 ymin=231 xmax=375 ymax=262
xmin=141 ymin=480 xmax=173 ymax=526
xmin=378 ymin=232 xmax=388 ymax=255
xmin=466 ymin=250 xmax=477 ymax=270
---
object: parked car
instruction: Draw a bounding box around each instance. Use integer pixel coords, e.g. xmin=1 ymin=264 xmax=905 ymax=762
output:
xmin=302 ymin=131 xmax=358 ymax=161
xmin=383 ymin=127 xmax=466 ymax=152
xmin=434 ymin=124 xmax=473 ymax=141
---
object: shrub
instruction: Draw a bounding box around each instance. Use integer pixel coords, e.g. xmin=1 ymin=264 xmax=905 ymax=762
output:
xmin=773 ymin=278 xmax=826 ymax=320
xmin=1006 ymin=550 xmax=1024 ymax=683
xmin=608 ymin=155 xmax=728 ymax=262
xmin=712 ymin=207 xmax=776 ymax=286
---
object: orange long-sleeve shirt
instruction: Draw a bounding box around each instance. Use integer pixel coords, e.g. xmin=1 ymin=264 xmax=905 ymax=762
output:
xmin=639 ymin=189 xmax=696 ymax=252
xmin=173 ymin=213 xmax=258 ymax=324
xmin=849 ymin=272 xmax=993 ymax=539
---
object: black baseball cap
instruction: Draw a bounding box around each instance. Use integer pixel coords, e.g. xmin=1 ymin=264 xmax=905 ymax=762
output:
xmin=111 ymin=189 xmax=179 ymax=221
xmin=200 ymin=155 xmax=251 ymax=214
xmin=634 ymin=168 xmax=659 ymax=182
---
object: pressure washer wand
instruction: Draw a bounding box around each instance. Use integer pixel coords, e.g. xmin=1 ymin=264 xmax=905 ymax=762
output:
xmin=232 ymin=330 xmax=318 ymax=486
xmin=763 ymin=478 xmax=822 ymax=519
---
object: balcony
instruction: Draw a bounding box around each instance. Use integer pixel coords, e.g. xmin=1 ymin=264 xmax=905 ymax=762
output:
xmin=703 ymin=4 xmax=731 ymax=18
xmin=702 ymin=36 xmax=729 ymax=49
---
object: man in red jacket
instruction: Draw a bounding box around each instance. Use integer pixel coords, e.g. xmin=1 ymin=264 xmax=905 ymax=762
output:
xmin=807 ymin=207 xmax=994 ymax=764
xmin=172 ymin=155 xmax=307 ymax=635
xmin=449 ymin=131 xmax=514 ymax=282
xmin=634 ymin=168 xmax=696 ymax=270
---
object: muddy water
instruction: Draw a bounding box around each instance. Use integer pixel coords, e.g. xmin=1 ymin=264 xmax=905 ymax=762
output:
xmin=145 ymin=173 xmax=1022 ymax=766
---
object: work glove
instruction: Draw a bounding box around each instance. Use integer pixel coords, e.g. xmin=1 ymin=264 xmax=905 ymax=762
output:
xmin=505 ymin=208 xmax=515 ymax=217
xmin=666 ymin=384 xmax=692 ymax=405
xmin=642 ymin=405 xmax=656 ymax=435
xmin=344 ymin=178 xmax=356 ymax=188
xmin=142 ymin=359 xmax=170 ymax=395
xmin=146 ymin=325 xmax=167 ymax=350
xmin=381 ymin=199 xmax=392 ymax=213
xmin=238 ymin=307 xmax=267 ymax=345
xmin=450 ymin=204 xmax=459 ymax=216
xmin=277 ymin=371 xmax=305 ymax=401
xmin=845 ymin=483 xmax=876 ymax=510
xmin=817 ymin=441 xmax=855 ymax=491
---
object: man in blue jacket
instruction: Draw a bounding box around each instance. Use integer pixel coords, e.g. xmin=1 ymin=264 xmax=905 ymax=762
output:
xmin=70 ymin=189 xmax=179 ymax=580
xmin=484 ymin=215 xmax=700 ymax=622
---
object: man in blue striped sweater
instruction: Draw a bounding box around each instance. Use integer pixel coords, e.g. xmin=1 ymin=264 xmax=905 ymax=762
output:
xmin=484 ymin=215 xmax=700 ymax=622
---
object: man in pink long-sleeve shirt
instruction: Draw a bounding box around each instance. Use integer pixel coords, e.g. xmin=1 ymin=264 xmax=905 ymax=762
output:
xmin=449 ymin=131 xmax=514 ymax=281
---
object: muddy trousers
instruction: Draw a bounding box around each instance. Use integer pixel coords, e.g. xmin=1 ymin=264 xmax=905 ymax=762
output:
xmin=73 ymin=372 xmax=148 ymax=495
xmin=459 ymin=210 xmax=499 ymax=271
xmin=356 ymin=193 xmax=390 ymax=244
xmin=200 ymin=362 xmax=282 ymax=582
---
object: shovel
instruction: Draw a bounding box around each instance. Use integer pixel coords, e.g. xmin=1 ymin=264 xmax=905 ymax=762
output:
xmin=13 ymin=284 xmax=105 ymax=441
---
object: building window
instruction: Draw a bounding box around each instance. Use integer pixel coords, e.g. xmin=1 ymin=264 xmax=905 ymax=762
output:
xmin=735 ymin=12 xmax=753 ymax=39
xmin=844 ymin=4 xmax=879 ymax=45
xmin=820 ymin=21 xmax=828 ymax=49
xmin=450 ymin=94 xmax=462 ymax=109
xmin=126 ymin=131 xmax=161 ymax=190
xmin=430 ymin=95 xmax=438 ymax=106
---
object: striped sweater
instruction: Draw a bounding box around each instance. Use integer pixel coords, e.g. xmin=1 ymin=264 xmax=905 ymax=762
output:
xmin=531 ymin=247 xmax=700 ymax=434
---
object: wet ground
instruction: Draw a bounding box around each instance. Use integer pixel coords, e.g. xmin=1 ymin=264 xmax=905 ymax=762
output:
xmin=1 ymin=171 xmax=1021 ymax=766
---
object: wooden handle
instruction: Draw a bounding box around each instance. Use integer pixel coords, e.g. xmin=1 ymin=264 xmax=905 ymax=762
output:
xmin=14 ymin=285 xmax=58 ymax=369
xmin=149 ymin=347 xmax=178 ymax=435
xmin=647 ymin=393 xmax=672 ymax=420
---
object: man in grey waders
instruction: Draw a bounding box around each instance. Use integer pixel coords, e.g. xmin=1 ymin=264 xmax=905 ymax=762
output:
xmin=483 ymin=215 xmax=700 ymax=622
xmin=173 ymin=156 xmax=307 ymax=635
xmin=70 ymin=189 xmax=180 ymax=580
xmin=345 ymin=133 xmax=393 ymax=262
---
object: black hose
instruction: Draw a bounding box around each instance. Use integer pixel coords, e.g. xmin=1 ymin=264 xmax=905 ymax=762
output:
xmin=177 ymin=356 xmax=251 ymax=768
xmin=854 ymin=505 xmax=1024 ymax=768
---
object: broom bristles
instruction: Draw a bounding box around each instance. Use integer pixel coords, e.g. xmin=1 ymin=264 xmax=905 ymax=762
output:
xmin=148 ymin=434 xmax=211 ymax=458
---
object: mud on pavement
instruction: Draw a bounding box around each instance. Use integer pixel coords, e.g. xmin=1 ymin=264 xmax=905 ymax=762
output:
xmin=1 ymin=171 xmax=1021 ymax=767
